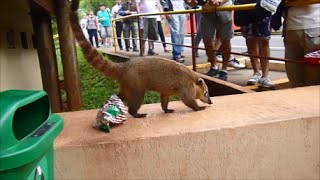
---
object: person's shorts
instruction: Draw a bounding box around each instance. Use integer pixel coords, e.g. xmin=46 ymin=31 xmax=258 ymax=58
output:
xmin=142 ymin=18 xmax=159 ymax=40
xmin=100 ymin=26 xmax=112 ymax=38
xmin=241 ymin=16 xmax=272 ymax=39
xmin=201 ymin=11 xmax=234 ymax=40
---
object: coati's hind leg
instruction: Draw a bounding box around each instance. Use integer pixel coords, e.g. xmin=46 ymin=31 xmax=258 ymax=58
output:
xmin=161 ymin=94 xmax=174 ymax=113
xmin=127 ymin=90 xmax=146 ymax=118
xmin=179 ymin=89 xmax=205 ymax=111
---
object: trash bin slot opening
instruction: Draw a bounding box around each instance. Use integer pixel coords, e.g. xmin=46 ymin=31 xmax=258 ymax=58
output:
xmin=12 ymin=96 xmax=50 ymax=140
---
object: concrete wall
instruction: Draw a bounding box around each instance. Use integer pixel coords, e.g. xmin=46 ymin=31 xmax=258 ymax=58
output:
xmin=54 ymin=86 xmax=320 ymax=179
xmin=0 ymin=0 xmax=42 ymax=91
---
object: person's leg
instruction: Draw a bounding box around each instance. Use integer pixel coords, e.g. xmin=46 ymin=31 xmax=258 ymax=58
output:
xmin=285 ymin=29 xmax=308 ymax=87
xmin=216 ymin=11 xmax=234 ymax=80
xmin=132 ymin=22 xmax=139 ymax=51
xmin=258 ymin=38 xmax=270 ymax=77
xmin=179 ymin=14 xmax=186 ymax=55
xmin=93 ymin=29 xmax=99 ymax=47
xmin=201 ymin=13 xmax=219 ymax=76
xmin=195 ymin=14 xmax=202 ymax=56
xmin=246 ymin=37 xmax=264 ymax=85
xmin=303 ymin=27 xmax=320 ymax=86
xmin=116 ymin=21 xmax=123 ymax=49
xmin=147 ymin=18 xmax=159 ymax=55
xmin=100 ymin=26 xmax=106 ymax=47
xmin=157 ymin=20 xmax=168 ymax=51
xmin=88 ymin=29 xmax=94 ymax=46
xmin=169 ymin=14 xmax=182 ymax=59
xmin=123 ymin=23 xmax=130 ymax=50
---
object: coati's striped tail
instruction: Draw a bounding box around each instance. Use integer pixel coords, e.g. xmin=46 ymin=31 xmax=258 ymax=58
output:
xmin=69 ymin=0 xmax=118 ymax=78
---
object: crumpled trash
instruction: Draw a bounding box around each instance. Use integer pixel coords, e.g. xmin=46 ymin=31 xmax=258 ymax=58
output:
xmin=93 ymin=95 xmax=127 ymax=133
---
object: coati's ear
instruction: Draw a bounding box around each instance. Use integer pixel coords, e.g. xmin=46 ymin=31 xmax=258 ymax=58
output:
xmin=197 ymin=78 xmax=204 ymax=86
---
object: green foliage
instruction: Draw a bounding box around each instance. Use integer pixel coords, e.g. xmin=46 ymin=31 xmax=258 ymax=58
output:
xmin=79 ymin=0 xmax=116 ymax=14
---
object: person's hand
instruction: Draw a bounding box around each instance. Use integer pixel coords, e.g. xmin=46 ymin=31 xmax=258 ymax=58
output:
xmin=205 ymin=0 xmax=222 ymax=6
xmin=188 ymin=0 xmax=198 ymax=7
xmin=166 ymin=15 xmax=172 ymax=20
xmin=126 ymin=10 xmax=131 ymax=14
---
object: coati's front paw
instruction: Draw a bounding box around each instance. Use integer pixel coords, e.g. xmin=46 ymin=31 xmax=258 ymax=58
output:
xmin=164 ymin=109 xmax=175 ymax=113
xmin=195 ymin=106 xmax=206 ymax=111
xmin=133 ymin=113 xmax=147 ymax=118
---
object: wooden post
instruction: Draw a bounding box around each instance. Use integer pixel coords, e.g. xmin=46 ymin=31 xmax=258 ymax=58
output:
xmin=31 ymin=3 xmax=62 ymax=112
xmin=55 ymin=0 xmax=83 ymax=111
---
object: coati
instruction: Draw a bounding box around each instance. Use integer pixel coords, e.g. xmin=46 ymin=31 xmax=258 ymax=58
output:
xmin=69 ymin=0 xmax=212 ymax=118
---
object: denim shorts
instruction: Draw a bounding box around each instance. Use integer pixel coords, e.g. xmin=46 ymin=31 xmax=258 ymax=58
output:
xmin=241 ymin=16 xmax=272 ymax=39
xmin=201 ymin=11 xmax=234 ymax=40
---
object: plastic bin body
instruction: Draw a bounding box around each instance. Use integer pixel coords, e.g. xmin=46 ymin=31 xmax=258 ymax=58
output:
xmin=0 ymin=90 xmax=63 ymax=180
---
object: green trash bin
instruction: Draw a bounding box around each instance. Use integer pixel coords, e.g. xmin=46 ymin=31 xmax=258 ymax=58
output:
xmin=0 ymin=90 xmax=64 ymax=180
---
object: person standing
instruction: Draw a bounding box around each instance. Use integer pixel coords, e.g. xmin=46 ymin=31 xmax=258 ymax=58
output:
xmin=111 ymin=0 xmax=124 ymax=50
xmin=119 ymin=0 xmax=139 ymax=52
xmin=97 ymin=4 xmax=112 ymax=47
xmin=80 ymin=13 xmax=89 ymax=41
xmin=284 ymin=3 xmax=320 ymax=87
xmin=136 ymin=0 xmax=160 ymax=55
xmin=160 ymin=0 xmax=187 ymax=63
xmin=87 ymin=10 xmax=100 ymax=48
xmin=185 ymin=0 xmax=234 ymax=81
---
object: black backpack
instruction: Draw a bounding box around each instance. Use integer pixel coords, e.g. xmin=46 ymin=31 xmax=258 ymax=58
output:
xmin=234 ymin=0 xmax=272 ymax=26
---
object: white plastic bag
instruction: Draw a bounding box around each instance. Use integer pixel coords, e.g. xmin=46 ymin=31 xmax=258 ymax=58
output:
xmin=260 ymin=0 xmax=281 ymax=13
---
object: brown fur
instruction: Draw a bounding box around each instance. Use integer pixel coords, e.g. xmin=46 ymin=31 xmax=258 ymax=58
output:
xmin=69 ymin=1 xmax=212 ymax=118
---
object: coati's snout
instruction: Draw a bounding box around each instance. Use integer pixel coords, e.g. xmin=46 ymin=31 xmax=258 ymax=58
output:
xmin=196 ymin=78 xmax=212 ymax=104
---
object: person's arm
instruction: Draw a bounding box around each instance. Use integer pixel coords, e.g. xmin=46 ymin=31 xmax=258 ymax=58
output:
xmin=159 ymin=0 xmax=170 ymax=11
xmin=184 ymin=0 xmax=198 ymax=7
xmin=118 ymin=6 xmax=130 ymax=16
xmin=135 ymin=0 xmax=141 ymax=14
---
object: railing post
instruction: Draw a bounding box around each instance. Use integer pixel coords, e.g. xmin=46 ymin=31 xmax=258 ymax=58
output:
xmin=112 ymin=20 xmax=118 ymax=53
xmin=190 ymin=12 xmax=196 ymax=72
xmin=137 ymin=17 xmax=143 ymax=56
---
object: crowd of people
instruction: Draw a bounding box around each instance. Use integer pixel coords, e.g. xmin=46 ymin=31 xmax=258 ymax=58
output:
xmin=79 ymin=0 xmax=320 ymax=88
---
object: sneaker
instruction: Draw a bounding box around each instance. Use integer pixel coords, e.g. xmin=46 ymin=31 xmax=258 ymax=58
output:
xmin=164 ymin=49 xmax=171 ymax=53
xmin=206 ymin=68 xmax=220 ymax=77
xmin=258 ymin=76 xmax=274 ymax=88
xmin=229 ymin=57 xmax=245 ymax=69
xmin=173 ymin=56 xmax=185 ymax=63
xmin=181 ymin=55 xmax=185 ymax=58
xmin=120 ymin=47 xmax=123 ymax=50
xmin=133 ymin=48 xmax=139 ymax=52
xmin=147 ymin=49 xmax=158 ymax=56
xmin=216 ymin=54 xmax=223 ymax=63
xmin=218 ymin=71 xmax=228 ymax=81
xmin=247 ymin=72 xmax=262 ymax=85
xmin=126 ymin=48 xmax=130 ymax=52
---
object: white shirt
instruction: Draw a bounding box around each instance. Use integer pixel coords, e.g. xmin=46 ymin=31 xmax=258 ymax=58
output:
xmin=136 ymin=0 xmax=158 ymax=18
xmin=111 ymin=4 xmax=122 ymax=21
xmin=80 ymin=18 xmax=87 ymax=29
xmin=171 ymin=0 xmax=185 ymax=11
xmin=287 ymin=4 xmax=320 ymax=30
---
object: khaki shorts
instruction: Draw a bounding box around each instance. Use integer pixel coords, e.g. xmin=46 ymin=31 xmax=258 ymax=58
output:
xmin=284 ymin=27 xmax=320 ymax=87
xmin=201 ymin=11 xmax=234 ymax=40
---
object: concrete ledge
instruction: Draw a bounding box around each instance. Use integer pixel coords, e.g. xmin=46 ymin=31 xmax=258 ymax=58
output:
xmin=54 ymin=86 xmax=320 ymax=179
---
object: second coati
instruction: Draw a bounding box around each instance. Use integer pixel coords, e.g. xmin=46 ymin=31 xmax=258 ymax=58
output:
xmin=69 ymin=0 xmax=212 ymax=118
